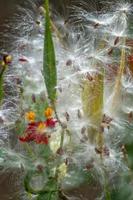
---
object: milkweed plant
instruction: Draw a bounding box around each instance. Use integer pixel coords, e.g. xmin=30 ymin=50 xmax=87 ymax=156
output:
xmin=0 ymin=0 xmax=133 ymax=199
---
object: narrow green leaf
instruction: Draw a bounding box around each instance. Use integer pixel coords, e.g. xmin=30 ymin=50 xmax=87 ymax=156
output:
xmin=0 ymin=68 xmax=5 ymax=105
xmin=105 ymin=186 xmax=111 ymax=200
xmin=43 ymin=0 xmax=57 ymax=103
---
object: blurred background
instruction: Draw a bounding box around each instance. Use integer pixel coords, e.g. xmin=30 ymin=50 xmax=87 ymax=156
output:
xmin=0 ymin=0 xmax=104 ymax=51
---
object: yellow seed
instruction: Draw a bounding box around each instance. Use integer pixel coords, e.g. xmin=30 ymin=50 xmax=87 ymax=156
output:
xmin=1 ymin=61 xmax=6 ymax=67
xmin=5 ymin=55 xmax=12 ymax=63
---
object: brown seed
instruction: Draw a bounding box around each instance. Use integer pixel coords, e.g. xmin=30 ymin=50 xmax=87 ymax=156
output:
xmin=58 ymin=87 xmax=62 ymax=93
xmin=86 ymin=72 xmax=93 ymax=81
xmin=66 ymin=59 xmax=72 ymax=66
xmin=64 ymin=112 xmax=70 ymax=121
xmin=16 ymin=77 xmax=22 ymax=85
xmin=65 ymin=158 xmax=69 ymax=166
xmin=36 ymin=20 xmax=41 ymax=25
xmin=102 ymin=114 xmax=113 ymax=124
xmin=0 ymin=117 xmax=4 ymax=124
xmin=100 ymin=124 xmax=105 ymax=132
xmin=56 ymin=147 xmax=64 ymax=155
xmin=32 ymin=94 xmax=36 ymax=103
xmin=103 ymin=146 xmax=110 ymax=156
xmin=94 ymin=23 xmax=99 ymax=28
xmin=85 ymin=163 xmax=94 ymax=170
xmin=81 ymin=127 xmax=86 ymax=135
xmin=108 ymin=48 xmax=113 ymax=55
xmin=128 ymin=111 xmax=133 ymax=122
xmin=37 ymin=165 xmax=44 ymax=172
xmin=95 ymin=147 xmax=102 ymax=154
xmin=77 ymin=109 xmax=82 ymax=119
xmin=114 ymin=37 xmax=119 ymax=45
xmin=120 ymin=144 xmax=127 ymax=155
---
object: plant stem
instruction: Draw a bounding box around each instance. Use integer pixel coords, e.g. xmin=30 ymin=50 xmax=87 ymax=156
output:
xmin=111 ymin=38 xmax=126 ymax=110
xmin=0 ymin=67 xmax=6 ymax=105
xmin=54 ymin=108 xmax=65 ymax=149
xmin=104 ymin=171 xmax=111 ymax=200
xmin=52 ymin=103 xmax=66 ymax=180
xmin=27 ymin=193 xmax=32 ymax=200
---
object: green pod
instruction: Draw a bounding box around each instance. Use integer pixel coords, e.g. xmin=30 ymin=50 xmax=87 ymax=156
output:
xmin=81 ymin=72 xmax=104 ymax=143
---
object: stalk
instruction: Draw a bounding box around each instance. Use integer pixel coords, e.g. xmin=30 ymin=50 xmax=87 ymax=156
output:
xmin=53 ymin=104 xmax=66 ymax=175
xmin=104 ymin=171 xmax=111 ymax=200
xmin=27 ymin=193 xmax=32 ymax=200
xmin=111 ymin=38 xmax=126 ymax=111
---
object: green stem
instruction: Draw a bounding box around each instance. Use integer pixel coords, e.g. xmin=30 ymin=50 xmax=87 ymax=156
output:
xmin=104 ymin=172 xmax=111 ymax=200
xmin=27 ymin=193 xmax=32 ymax=200
xmin=0 ymin=67 xmax=6 ymax=105
xmin=60 ymin=129 xmax=65 ymax=149
xmin=53 ymin=104 xmax=66 ymax=151
xmin=100 ymin=161 xmax=111 ymax=200
xmin=52 ymin=103 xmax=66 ymax=180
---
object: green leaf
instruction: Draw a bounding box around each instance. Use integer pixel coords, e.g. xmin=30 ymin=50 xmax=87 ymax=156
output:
xmin=43 ymin=0 xmax=57 ymax=103
xmin=37 ymin=144 xmax=53 ymax=160
xmin=104 ymin=185 xmax=111 ymax=200
xmin=0 ymin=68 xmax=5 ymax=105
xmin=126 ymin=143 xmax=133 ymax=169
xmin=37 ymin=192 xmax=59 ymax=200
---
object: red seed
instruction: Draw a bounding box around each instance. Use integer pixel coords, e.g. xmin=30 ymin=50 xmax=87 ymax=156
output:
xmin=19 ymin=57 xmax=28 ymax=62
